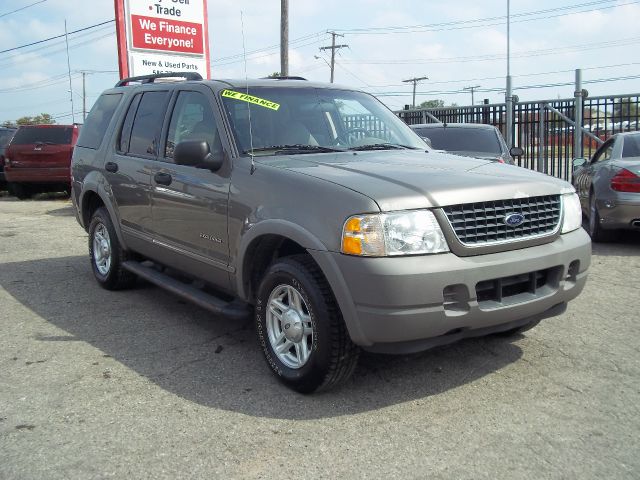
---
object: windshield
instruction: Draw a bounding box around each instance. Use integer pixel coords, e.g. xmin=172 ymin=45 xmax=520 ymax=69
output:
xmin=220 ymin=86 xmax=426 ymax=155
xmin=622 ymin=133 xmax=640 ymax=158
xmin=11 ymin=126 xmax=73 ymax=145
xmin=0 ymin=130 xmax=15 ymax=147
xmin=413 ymin=126 xmax=502 ymax=154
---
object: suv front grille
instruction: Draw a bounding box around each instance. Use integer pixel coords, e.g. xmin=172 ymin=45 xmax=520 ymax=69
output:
xmin=442 ymin=195 xmax=561 ymax=246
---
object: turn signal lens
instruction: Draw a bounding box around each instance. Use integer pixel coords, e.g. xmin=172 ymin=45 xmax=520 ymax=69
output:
xmin=611 ymin=168 xmax=640 ymax=193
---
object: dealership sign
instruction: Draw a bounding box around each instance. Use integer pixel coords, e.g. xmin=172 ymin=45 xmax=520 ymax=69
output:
xmin=114 ymin=0 xmax=210 ymax=79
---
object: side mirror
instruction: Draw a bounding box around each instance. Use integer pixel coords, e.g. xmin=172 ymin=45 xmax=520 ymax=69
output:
xmin=509 ymin=146 xmax=524 ymax=157
xmin=572 ymin=157 xmax=587 ymax=170
xmin=174 ymin=140 xmax=223 ymax=172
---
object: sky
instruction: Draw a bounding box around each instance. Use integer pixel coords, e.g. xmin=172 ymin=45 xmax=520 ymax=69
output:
xmin=0 ymin=0 xmax=639 ymax=124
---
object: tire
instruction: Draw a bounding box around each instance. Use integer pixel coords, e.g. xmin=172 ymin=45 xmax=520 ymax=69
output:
xmin=255 ymin=255 xmax=359 ymax=393
xmin=495 ymin=318 xmax=541 ymax=337
xmin=8 ymin=183 xmax=32 ymax=200
xmin=588 ymin=193 xmax=618 ymax=242
xmin=88 ymin=207 xmax=136 ymax=290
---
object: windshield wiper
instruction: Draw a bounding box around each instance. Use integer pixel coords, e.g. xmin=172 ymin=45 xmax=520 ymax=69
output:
xmin=244 ymin=144 xmax=345 ymax=155
xmin=348 ymin=143 xmax=418 ymax=151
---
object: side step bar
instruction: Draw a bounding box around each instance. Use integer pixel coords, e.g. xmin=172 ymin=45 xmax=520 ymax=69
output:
xmin=122 ymin=261 xmax=252 ymax=321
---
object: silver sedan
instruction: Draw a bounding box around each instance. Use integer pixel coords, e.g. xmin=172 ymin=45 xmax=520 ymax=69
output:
xmin=572 ymin=132 xmax=640 ymax=241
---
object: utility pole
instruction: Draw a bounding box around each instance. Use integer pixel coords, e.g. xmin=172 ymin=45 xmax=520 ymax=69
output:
xmin=280 ymin=0 xmax=288 ymax=77
xmin=402 ymin=76 xmax=428 ymax=108
xmin=463 ymin=85 xmax=481 ymax=106
xmin=319 ymin=31 xmax=348 ymax=83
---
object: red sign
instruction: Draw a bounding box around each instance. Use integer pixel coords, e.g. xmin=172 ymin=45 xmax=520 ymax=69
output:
xmin=131 ymin=15 xmax=204 ymax=55
xmin=114 ymin=0 xmax=210 ymax=79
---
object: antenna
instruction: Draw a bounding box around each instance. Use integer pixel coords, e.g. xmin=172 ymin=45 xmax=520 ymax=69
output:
xmin=64 ymin=19 xmax=75 ymax=123
xmin=240 ymin=11 xmax=256 ymax=174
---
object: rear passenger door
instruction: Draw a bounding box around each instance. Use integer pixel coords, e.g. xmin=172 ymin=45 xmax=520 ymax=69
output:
xmin=107 ymin=89 xmax=171 ymax=245
xmin=149 ymin=87 xmax=232 ymax=290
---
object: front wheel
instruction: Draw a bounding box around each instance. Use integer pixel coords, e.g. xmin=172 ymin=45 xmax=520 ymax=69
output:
xmin=88 ymin=207 xmax=136 ymax=290
xmin=255 ymin=255 xmax=359 ymax=393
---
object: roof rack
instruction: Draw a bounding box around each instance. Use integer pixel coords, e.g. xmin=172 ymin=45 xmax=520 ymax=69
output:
xmin=115 ymin=72 xmax=203 ymax=87
xmin=260 ymin=76 xmax=307 ymax=81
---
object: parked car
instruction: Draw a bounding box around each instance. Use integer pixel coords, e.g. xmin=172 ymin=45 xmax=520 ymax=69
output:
xmin=409 ymin=122 xmax=523 ymax=164
xmin=4 ymin=124 xmax=79 ymax=199
xmin=72 ymin=73 xmax=590 ymax=393
xmin=572 ymin=132 xmax=640 ymax=241
xmin=0 ymin=126 xmax=17 ymax=188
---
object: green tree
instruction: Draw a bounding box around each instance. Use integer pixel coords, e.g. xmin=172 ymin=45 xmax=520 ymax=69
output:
xmin=613 ymin=98 xmax=639 ymax=122
xmin=267 ymin=72 xmax=281 ymax=78
xmin=14 ymin=113 xmax=56 ymax=125
xmin=418 ymin=100 xmax=445 ymax=109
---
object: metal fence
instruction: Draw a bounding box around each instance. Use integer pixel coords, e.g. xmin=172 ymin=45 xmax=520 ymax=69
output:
xmin=395 ymin=93 xmax=640 ymax=181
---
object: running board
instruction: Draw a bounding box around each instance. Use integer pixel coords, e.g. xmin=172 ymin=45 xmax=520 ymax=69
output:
xmin=122 ymin=261 xmax=251 ymax=321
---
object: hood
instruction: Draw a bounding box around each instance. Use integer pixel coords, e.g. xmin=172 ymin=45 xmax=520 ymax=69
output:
xmin=260 ymin=150 xmax=572 ymax=211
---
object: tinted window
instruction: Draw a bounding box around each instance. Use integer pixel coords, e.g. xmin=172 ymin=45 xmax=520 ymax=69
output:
xmin=11 ymin=126 xmax=73 ymax=145
xmin=128 ymin=91 xmax=170 ymax=157
xmin=622 ymin=134 xmax=640 ymax=158
xmin=119 ymin=94 xmax=141 ymax=153
xmin=165 ymin=91 xmax=221 ymax=159
xmin=77 ymin=93 xmax=123 ymax=149
xmin=414 ymin=127 xmax=502 ymax=154
xmin=0 ymin=130 xmax=15 ymax=146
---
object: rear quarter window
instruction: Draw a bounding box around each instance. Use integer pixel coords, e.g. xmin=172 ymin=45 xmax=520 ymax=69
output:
xmin=77 ymin=93 xmax=123 ymax=149
xmin=11 ymin=126 xmax=73 ymax=145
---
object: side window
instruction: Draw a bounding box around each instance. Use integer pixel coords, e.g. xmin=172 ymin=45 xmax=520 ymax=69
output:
xmin=165 ymin=91 xmax=222 ymax=159
xmin=118 ymin=94 xmax=141 ymax=153
xmin=128 ymin=91 xmax=170 ymax=157
xmin=77 ymin=93 xmax=123 ymax=149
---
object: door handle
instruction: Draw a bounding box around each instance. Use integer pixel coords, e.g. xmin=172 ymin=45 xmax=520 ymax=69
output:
xmin=154 ymin=172 xmax=172 ymax=186
xmin=105 ymin=161 xmax=118 ymax=173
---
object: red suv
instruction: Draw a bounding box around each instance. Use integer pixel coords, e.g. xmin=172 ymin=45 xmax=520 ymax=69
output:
xmin=5 ymin=124 xmax=79 ymax=199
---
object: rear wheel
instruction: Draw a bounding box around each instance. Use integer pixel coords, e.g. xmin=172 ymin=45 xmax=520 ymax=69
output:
xmin=8 ymin=183 xmax=32 ymax=200
xmin=588 ymin=193 xmax=618 ymax=242
xmin=255 ymin=255 xmax=359 ymax=393
xmin=88 ymin=207 xmax=136 ymax=290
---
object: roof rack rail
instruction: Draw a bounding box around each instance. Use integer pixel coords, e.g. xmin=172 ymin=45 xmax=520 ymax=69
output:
xmin=260 ymin=76 xmax=307 ymax=81
xmin=115 ymin=72 xmax=203 ymax=87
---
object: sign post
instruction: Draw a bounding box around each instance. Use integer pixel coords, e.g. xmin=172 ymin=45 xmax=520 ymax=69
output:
xmin=114 ymin=0 xmax=210 ymax=79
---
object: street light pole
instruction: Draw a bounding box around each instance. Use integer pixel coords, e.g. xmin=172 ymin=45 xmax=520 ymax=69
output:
xmin=505 ymin=0 xmax=514 ymax=148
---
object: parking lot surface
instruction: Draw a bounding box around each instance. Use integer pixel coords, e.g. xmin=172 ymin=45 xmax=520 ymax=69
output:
xmin=1 ymin=195 xmax=639 ymax=479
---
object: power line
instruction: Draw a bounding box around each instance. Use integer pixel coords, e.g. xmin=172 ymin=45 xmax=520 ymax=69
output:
xmin=333 ymin=0 xmax=637 ymax=35
xmin=0 ymin=28 xmax=115 ymax=70
xmin=0 ymin=19 xmax=115 ymax=55
xmin=339 ymin=36 xmax=640 ymax=65
xmin=0 ymin=0 xmax=47 ymax=19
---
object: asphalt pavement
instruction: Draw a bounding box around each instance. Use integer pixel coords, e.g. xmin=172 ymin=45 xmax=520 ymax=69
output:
xmin=1 ymin=194 xmax=638 ymax=479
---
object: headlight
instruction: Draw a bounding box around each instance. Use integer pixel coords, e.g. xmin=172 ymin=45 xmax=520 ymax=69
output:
xmin=341 ymin=210 xmax=449 ymax=256
xmin=561 ymin=192 xmax=582 ymax=233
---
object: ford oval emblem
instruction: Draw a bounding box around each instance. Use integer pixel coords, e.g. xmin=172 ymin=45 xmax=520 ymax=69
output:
xmin=504 ymin=213 xmax=525 ymax=227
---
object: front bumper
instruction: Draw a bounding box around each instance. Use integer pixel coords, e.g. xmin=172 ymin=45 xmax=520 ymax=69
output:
xmin=311 ymin=228 xmax=591 ymax=353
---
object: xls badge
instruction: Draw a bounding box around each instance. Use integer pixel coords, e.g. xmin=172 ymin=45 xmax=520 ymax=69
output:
xmin=504 ymin=213 xmax=526 ymax=227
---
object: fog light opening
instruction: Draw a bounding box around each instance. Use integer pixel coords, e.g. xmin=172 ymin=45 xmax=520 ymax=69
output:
xmin=565 ymin=260 xmax=580 ymax=288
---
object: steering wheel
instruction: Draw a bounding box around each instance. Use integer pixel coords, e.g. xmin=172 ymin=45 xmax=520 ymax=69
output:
xmin=335 ymin=127 xmax=372 ymax=146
